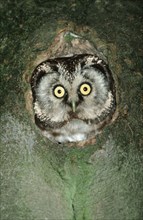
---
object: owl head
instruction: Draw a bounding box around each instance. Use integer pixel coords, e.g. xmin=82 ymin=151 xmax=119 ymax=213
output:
xmin=31 ymin=54 xmax=116 ymax=144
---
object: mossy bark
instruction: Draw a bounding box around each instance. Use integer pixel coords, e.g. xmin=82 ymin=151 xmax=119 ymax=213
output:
xmin=0 ymin=1 xmax=143 ymax=219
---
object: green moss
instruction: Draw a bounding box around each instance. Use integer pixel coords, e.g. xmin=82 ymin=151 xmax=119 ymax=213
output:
xmin=64 ymin=32 xmax=78 ymax=43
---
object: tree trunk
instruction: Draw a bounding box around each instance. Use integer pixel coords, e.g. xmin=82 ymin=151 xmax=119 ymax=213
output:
xmin=0 ymin=1 xmax=143 ymax=219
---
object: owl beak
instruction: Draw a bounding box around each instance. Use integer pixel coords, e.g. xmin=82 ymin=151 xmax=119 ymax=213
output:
xmin=72 ymin=101 xmax=76 ymax=113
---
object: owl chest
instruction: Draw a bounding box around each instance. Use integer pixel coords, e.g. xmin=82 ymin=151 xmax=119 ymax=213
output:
xmin=44 ymin=119 xmax=95 ymax=144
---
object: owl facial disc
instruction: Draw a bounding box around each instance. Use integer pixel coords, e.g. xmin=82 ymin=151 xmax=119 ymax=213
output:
xmin=31 ymin=54 xmax=116 ymax=145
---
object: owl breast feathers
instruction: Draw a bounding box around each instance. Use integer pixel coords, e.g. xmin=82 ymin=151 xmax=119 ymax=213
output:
xmin=31 ymin=54 xmax=116 ymax=144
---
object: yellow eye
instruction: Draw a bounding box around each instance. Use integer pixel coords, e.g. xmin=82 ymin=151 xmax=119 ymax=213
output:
xmin=80 ymin=83 xmax=92 ymax=96
xmin=53 ymin=85 xmax=65 ymax=98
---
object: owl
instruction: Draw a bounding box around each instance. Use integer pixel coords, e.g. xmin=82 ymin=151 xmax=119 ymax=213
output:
xmin=31 ymin=54 xmax=116 ymax=145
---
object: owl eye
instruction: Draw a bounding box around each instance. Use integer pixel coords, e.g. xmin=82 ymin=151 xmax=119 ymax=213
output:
xmin=79 ymin=83 xmax=92 ymax=96
xmin=53 ymin=85 xmax=65 ymax=98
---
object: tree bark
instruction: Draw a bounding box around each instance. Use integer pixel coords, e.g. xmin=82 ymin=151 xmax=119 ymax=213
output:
xmin=0 ymin=1 xmax=143 ymax=219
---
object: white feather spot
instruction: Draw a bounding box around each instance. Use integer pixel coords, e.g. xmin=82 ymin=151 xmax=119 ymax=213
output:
xmin=97 ymin=60 xmax=102 ymax=64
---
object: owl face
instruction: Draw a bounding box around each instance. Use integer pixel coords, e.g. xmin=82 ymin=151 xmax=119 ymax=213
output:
xmin=31 ymin=54 xmax=116 ymax=144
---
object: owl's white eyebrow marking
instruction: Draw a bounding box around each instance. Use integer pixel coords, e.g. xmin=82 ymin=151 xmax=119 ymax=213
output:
xmin=94 ymin=57 xmax=99 ymax=61
xmin=86 ymin=56 xmax=102 ymax=65
xmin=37 ymin=63 xmax=51 ymax=73
xmin=97 ymin=60 xmax=102 ymax=64
xmin=86 ymin=56 xmax=95 ymax=64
